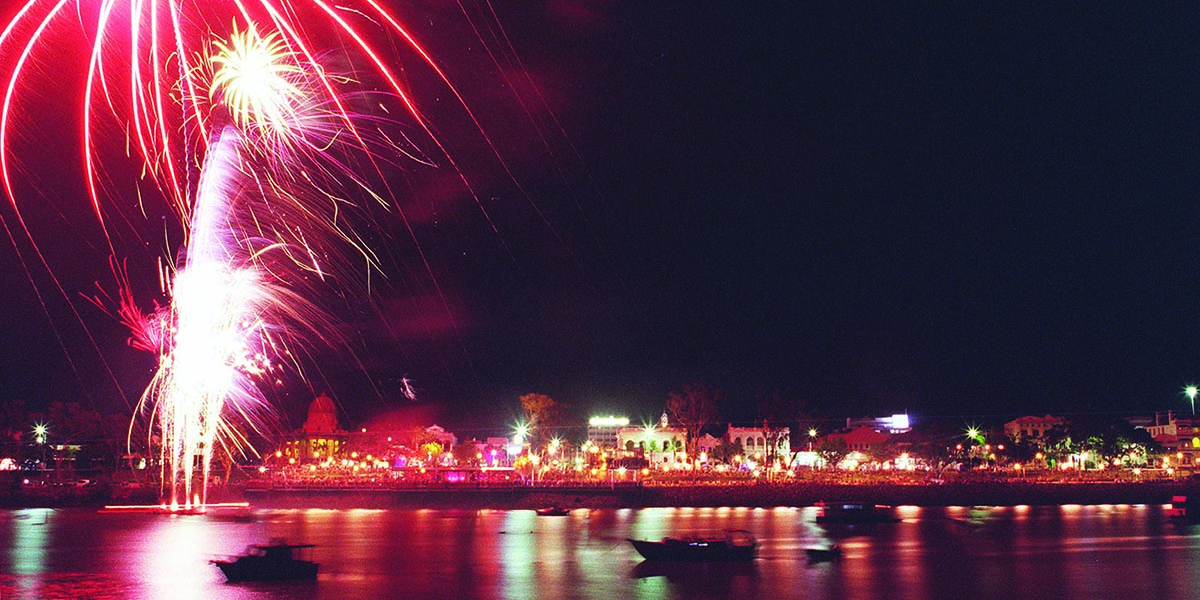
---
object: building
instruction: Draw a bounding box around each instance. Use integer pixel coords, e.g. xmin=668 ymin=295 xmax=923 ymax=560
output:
xmin=1146 ymin=412 xmax=1200 ymax=468
xmin=695 ymin=433 xmax=722 ymax=458
xmin=823 ymin=426 xmax=890 ymax=454
xmin=1003 ymin=415 xmax=1066 ymax=442
xmin=281 ymin=394 xmax=348 ymax=462
xmin=845 ymin=414 xmax=912 ymax=434
xmin=726 ymin=425 xmax=791 ymax=462
xmin=616 ymin=412 xmax=687 ymax=469
xmin=421 ymin=425 xmax=457 ymax=450
xmin=588 ymin=416 xmax=630 ymax=450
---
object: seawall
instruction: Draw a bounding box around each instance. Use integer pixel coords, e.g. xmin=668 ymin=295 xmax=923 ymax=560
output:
xmin=242 ymin=480 xmax=1200 ymax=510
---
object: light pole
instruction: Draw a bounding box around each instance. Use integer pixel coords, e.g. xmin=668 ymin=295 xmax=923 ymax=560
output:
xmin=1185 ymin=385 xmax=1198 ymax=416
xmin=808 ymin=428 xmax=818 ymax=471
xmin=33 ymin=424 xmax=47 ymax=472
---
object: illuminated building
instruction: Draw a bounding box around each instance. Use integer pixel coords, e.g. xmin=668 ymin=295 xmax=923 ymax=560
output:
xmin=845 ymin=414 xmax=912 ymax=434
xmin=615 ymin=412 xmax=687 ymax=468
xmin=587 ymin=416 xmax=630 ymax=449
xmin=822 ymin=426 xmax=890 ymax=453
xmin=726 ymin=426 xmax=791 ymax=459
xmin=1147 ymin=412 xmax=1200 ymax=468
xmin=1003 ymin=415 xmax=1066 ymax=442
xmin=281 ymin=394 xmax=347 ymax=462
xmin=695 ymin=433 xmax=722 ymax=456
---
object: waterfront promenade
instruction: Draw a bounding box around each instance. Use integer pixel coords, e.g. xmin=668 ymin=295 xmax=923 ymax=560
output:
xmin=7 ymin=470 xmax=1200 ymax=510
xmin=239 ymin=479 xmax=1200 ymax=510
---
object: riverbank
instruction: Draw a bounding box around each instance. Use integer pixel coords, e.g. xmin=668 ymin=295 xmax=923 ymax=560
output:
xmin=7 ymin=479 xmax=1200 ymax=510
xmin=239 ymin=480 xmax=1200 ymax=510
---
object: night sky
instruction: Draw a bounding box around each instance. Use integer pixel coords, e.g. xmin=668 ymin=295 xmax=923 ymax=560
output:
xmin=2 ymin=2 xmax=1199 ymax=436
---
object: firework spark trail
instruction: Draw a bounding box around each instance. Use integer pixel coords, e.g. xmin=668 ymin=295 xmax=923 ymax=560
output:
xmin=0 ymin=1 xmax=567 ymax=508
xmin=148 ymin=125 xmax=272 ymax=507
xmin=0 ymin=2 xmax=441 ymax=507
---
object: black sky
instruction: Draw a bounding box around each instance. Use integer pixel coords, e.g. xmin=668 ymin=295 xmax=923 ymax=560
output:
xmin=3 ymin=2 xmax=1200 ymax=435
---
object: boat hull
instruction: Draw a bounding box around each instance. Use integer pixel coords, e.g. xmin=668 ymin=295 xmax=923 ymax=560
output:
xmin=213 ymin=556 xmax=318 ymax=582
xmin=815 ymin=503 xmax=900 ymax=524
xmin=628 ymin=537 xmax=756 ymax=562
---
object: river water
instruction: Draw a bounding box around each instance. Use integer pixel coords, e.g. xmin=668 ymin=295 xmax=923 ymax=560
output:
xmin=2 ymin=503 xmax=1198 ymax=599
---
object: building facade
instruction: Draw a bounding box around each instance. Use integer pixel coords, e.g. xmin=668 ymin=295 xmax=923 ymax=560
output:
xmin=281 ymin=394 xmax=348 ymax=462
xmin=1003 ymin=415 xmax=1066 ymax=442
xmin=615 ymin=412 xmax=687 ymax=468
xmin=726 ymin=425 xmax=791 ymax=462
xmin=845 ymin=414 xmax=911 ymax=434
xmin=823 ymin=426 xmax=890 ymax=453
xmin=1146 ymin=412 xmax=1200 ymax=468
xmin=587 ymin=416 xmax=630 ymax=450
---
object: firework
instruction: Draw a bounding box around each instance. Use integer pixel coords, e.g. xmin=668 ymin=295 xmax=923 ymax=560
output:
xmin=0 ymin=1 xmax=471 ymax=508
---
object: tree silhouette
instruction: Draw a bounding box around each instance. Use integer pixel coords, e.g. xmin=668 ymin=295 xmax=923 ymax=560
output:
xmin=667 ymin=383 xmax=721 ymax=458
xmin=520 ymin=393 xmax=570 ymax=450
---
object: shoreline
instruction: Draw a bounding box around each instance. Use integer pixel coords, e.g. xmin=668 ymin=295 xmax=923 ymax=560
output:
xmin=242 ymin=480 xmax=1200 ymax=510
xmin=7 ymin=480 xmax=1200 ymax=510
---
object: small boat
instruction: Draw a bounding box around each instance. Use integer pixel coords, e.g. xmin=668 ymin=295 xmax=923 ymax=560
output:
xmin=212 ymin=539 xmax=318 ymax=582
xmin=815 ymin=501 xmax=900 ymax=524
xmin=207 ymin=505 xmax=256 ymax=522
xmin=805 ymin=545 xmax=842 ymax=562
xmin=1168 ymin=495 xmax=1195 ymax=522
xmin=627 ymin=529 xmax=757 ymax=562
xmin=535 ymin=506 xmax=571 ymax=516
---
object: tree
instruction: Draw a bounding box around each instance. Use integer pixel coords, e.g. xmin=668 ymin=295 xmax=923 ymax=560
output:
xmin=420 ymin=441 xmax=444 ymax=464
xmin=708 ymin=439 xmax=744 ymax=465
xmin=873 ymin=436 xmax=907 ymax=466
xmin=0 ymin=400 xmax=29 ymax=463
xmin=35 ymin=401 xmax=112 ymax=472
xmin=452 ymin=441 xmax=481 ymax=466
xmin=755 ymin=388 xmax=795 ymax=465
xmin=1041 ymin=424 xmax=1075 ymax=467
xmin=520 ymin=393 xmax=570 ymax=449
xmin=667 ymin=383 xmax=721 ymax=458
xmin=892 ymin=420 xmax=960 ymax=468
xmin=1061 ymin=414 xmax=1160 ymax=468
xmin=816 ymin=437 xmax=849 ymax=470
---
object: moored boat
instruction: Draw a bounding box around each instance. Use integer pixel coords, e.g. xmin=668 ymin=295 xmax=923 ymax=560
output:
xmin=627 ymin=529 xmax=757 ymax=562
xmin=1168 ymin=495 xmax=1194 ymax=522
xmin=535 ymin=507 xmax=571 ymax=516
xmin=211 ymin=539 xmax=318 ymax=582
xmin=815 ymin=501 xmax=900 ymax=524
xmin=805 ymin=545 xmax=842 ymax=562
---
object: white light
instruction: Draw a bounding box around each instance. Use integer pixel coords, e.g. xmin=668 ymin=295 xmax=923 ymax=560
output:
xmin=589 ymin=416 xmax=629 ymax=427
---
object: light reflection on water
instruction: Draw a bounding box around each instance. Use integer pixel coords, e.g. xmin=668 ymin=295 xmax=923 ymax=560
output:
xmin=2 ymin=504 xmax=1200 ymax=599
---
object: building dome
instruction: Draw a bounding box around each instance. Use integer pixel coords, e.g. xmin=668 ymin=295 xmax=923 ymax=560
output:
xmin=301 ymin=394 xmax=339 ymax=435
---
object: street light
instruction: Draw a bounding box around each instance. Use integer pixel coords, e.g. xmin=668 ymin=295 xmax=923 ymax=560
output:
xmin=32 ymin=423 xmax=47 ymax=469
xmin=1185 ymin=385 xmax=1198 ymax=416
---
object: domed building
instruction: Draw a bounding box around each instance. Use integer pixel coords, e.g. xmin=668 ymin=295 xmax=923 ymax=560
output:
xmin=280 ymin=393 xmax=348 ymax=463
xmin=302 ymin=393 xmax=340 ymax=435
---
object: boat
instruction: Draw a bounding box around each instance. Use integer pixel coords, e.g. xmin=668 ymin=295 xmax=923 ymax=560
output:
xmin=1168 ymin=495 xmax=1195 ymax=522
xmin=804 ymin=545 xmax=842 ymax=562
xmin=206 ymin=505 xmax=256 ymax=522
xmin=211 ymin=539 xmax=318 ymax=582
xmin=627 ymin=529 xmax=757 ymax=562
xmin=814 ymin=501 xmax=900 ymax=524
xmin=535 ymin=507 xmax=571 ymax=516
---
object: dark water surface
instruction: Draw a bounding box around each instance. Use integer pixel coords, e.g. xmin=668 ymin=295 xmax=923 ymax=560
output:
xmin=3 ymin=504 xmax=1199 ymax=599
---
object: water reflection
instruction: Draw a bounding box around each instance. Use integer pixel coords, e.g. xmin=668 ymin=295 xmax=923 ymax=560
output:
xmin=500 ymin=510 xmax=536 ymax=599
xmin=3 ymin=504 xmax=1200 ymax=599
xmin=9 ymin=508 xmax=52 ymax=574
xmin=631 ymin=561 xmax=759 ymax=599
xmin=4 ymin=508 xmax=52 ymax=599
